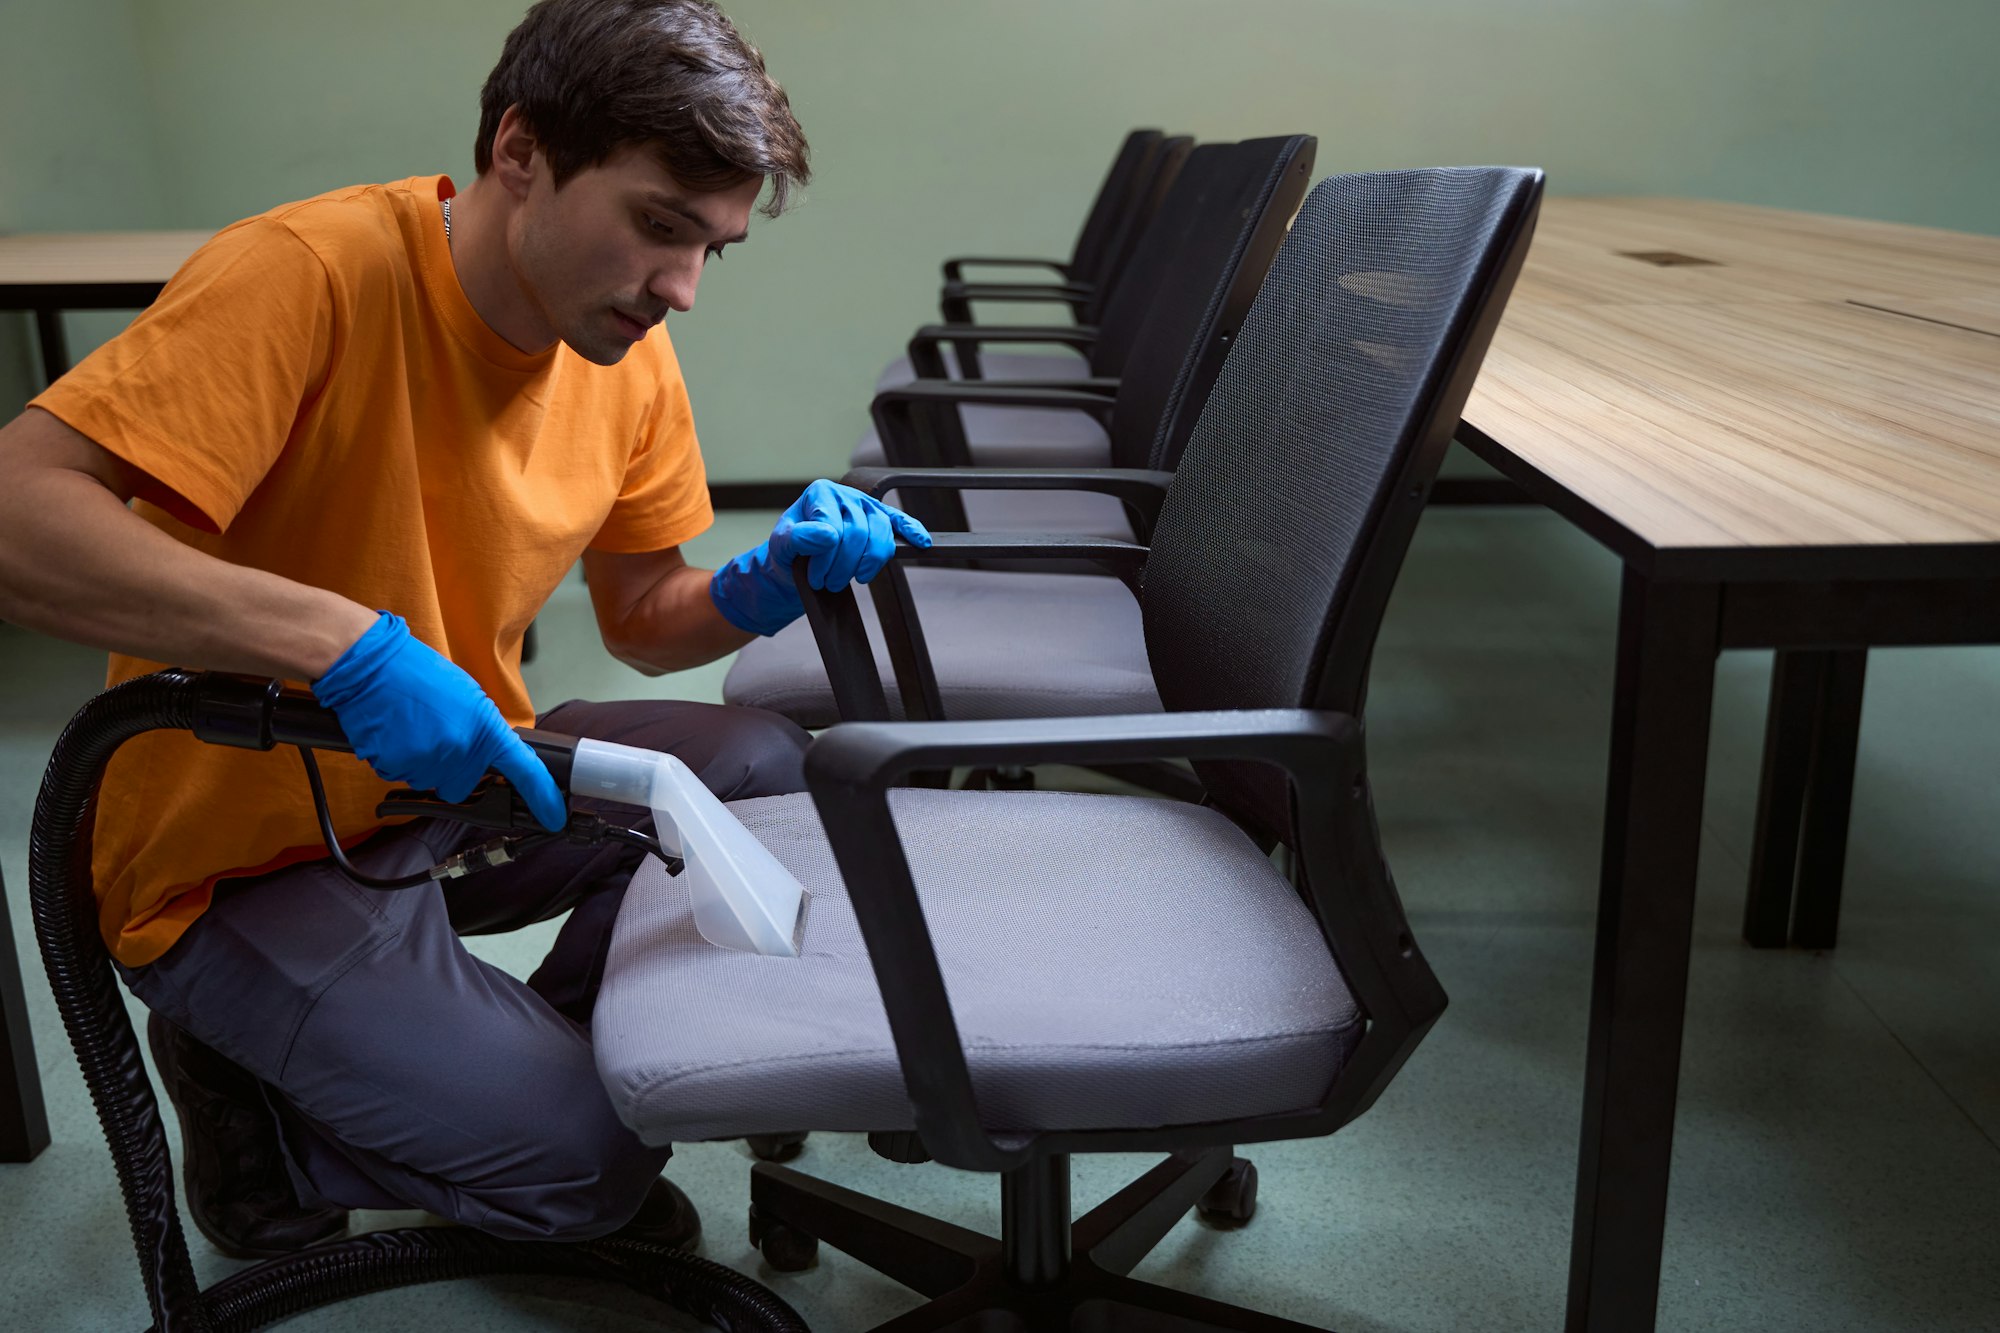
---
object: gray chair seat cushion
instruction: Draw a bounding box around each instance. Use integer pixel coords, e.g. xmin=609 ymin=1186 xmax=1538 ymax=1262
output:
xmin=851 ymin=400 xmax=1114 ymax=471
xmin=875 ymin=348 xmax=1093 ymax=392
xmin=722 ymin=566 xmax=1159 ymax=728
xmin=593 ymin=788 xmax=1363 ymax=1145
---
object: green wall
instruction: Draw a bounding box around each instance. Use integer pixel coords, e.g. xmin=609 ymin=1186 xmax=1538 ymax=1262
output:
xmin=6 ymin=0 xmax=1998 ymax=478
xmin=0 ymin=0 xmax=166 ymax=413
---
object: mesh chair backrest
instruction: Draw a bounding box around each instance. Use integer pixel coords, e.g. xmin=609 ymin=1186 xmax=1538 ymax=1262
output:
xmin=1082 ymin=136 xmax=1193 ymax=324
xmin=1069 ymin=130 xmax=1164 ymax=287
xmin=1143 ymin=168 xmax=1544 ymax=840
xmin=1100 ymin=136 xmax=1315 ymax=470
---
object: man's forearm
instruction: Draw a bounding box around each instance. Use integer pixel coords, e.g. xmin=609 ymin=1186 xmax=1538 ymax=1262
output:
xmin=0 ymin=408 xmax=376 ymax=680
xmin=606 ymin=562 xmax=756 ymax=676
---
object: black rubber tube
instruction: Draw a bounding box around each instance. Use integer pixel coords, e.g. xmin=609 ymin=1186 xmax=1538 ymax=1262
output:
xmin=29 ymin=670 xmax=809 ymax=1333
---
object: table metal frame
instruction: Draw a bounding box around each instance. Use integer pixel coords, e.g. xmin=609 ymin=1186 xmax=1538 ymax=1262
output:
xmin=1461 ymin=420 xmax=2000 ymax=1332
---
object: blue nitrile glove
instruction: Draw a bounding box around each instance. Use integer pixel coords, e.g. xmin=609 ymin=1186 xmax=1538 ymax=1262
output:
xmin=312 ymin=612 xmax=567 ymax=832
xmin=708 ymin=479 xmax=934 ymax=636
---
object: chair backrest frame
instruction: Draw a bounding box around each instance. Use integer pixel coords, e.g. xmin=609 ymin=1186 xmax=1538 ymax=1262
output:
xmin=1067 ymin=128 xmax=1165 ymax=287
xmin=1081 ymin=135 xmax=1194 ymax=324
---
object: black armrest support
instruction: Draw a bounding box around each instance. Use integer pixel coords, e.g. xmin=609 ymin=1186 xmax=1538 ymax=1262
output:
xmin=940 ymin=256 xmax=1072 ymax=283
xmin=799 ymin=707 xmax=1393 ymax=1171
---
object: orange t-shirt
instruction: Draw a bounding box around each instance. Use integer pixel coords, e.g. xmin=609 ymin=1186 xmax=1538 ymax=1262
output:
xmin=31 ymin=175 xmax=714 ymax=967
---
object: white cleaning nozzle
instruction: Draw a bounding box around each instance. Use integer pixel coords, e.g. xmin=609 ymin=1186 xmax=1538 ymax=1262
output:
xmin=571 ymin=738 xmax=806 ymax=957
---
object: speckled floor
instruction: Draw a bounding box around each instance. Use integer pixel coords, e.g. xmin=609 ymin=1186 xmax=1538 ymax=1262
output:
xmin=3 ymin=504 xmax=1996 ymax=1331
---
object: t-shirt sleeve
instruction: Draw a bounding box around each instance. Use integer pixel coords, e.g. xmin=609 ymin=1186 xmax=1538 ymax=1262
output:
xmin=588 ymin=337 xmax=715 ymax=553
xmin=30 ymin=217 xmax=334 ymax=535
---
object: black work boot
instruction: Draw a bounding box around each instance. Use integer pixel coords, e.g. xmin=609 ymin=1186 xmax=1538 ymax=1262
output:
xmin=614 ymin=1176 xmax=703 ymax=1251
xmin=146 ymin=1012 xmax=349 ymax=1259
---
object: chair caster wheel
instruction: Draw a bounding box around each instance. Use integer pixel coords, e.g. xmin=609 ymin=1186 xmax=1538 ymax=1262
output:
xmin=746 ymin=1131 xmax=808 ymax=1162
xmin=1196 ymin=1157 xmax=1258 ymax=1228
xmin=749 ymin=1204 xmax=820 ymax=1271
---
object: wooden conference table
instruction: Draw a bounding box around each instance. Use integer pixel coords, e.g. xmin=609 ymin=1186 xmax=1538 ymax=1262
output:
xmin=0 ymin=230 xmax=211 ymax=382
xmin=1456 ymin=198 xmax=2000 ymax=1331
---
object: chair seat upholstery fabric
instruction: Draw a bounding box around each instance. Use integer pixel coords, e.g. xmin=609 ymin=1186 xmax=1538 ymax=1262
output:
xmin=851 ymin=400 xmax=1115 ymax=471
xmin=593 ymin=788 xmax=1364 ymax=1145
xmin=874 ymin=348 xmax=1093 ymax=392
xmin=722 ymin=566 xmax=1160 ymax=728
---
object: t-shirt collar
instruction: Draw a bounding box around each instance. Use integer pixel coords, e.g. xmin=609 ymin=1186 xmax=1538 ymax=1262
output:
xmin=415 ymin=174 xmax=561 ymax=375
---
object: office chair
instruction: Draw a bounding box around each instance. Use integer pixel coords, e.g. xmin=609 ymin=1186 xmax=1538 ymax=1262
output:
xmin=593 ymin=165 xmax=1545 ymax=1331
xmin=873 ymin=127 xmax=1168 ymax=391
xmin=854 ymin=135 xmax=1262 ymax=477
xmin=916 ymin=132 xmax=1194 ymax=385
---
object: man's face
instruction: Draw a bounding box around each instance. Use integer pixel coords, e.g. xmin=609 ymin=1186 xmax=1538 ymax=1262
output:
xmin=510 ymin=142 xmax=760 ymax=366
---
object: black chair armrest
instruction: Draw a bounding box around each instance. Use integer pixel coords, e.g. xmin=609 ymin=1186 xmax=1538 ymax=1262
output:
xmin=870 ymin=381 xmax=1119 ymax=471
xmin=938 ymin=286 xmax=1091 ymax=327
xmin=844 ymin=465 xmax=1173 ymax=537
xmin=941 ymin=280 xmax=1093 ymax=301
xmin=906 ymin=323 xmax=1099 ymax=381
xmin=798 ymin=705 xmax=1376 ymax=1172
xmin=909 ymin=323 xmax=1099 ymax=350
xmin=940 ymin=256 xmax=1072 ymax=283
xmin=878 ymin=379 xmax=1122 ymax=401
xmin=844 ymin=465 xmax=1170 ymax=498
xmin=813 ymin=707 xmax=1359 ymax=790
xmin=901 ymin=530 xmax=1149 ymax=569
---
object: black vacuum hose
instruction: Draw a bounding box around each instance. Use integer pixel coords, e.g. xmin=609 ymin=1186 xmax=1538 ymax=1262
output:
xmin=28 ymin=669 xmax=809 ymax=1333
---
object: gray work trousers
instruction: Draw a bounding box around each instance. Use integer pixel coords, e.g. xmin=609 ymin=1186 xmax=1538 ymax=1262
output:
xmin=120 ymin=697 xmax=811 ymax=1242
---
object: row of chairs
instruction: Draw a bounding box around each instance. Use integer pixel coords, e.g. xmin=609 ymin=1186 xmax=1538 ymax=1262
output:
xmin=727 ymin=131 xmax=1313 ymax=727
xmin=587 ymin=132 xmax=1547 ymax=1328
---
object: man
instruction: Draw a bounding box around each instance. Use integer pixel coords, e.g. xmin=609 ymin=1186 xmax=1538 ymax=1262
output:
xmin=0 ymin=0 xmax=925 ymax=1256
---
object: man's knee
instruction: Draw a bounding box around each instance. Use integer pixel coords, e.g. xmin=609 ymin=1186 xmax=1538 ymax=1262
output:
xmin=545 ymin=698 xmax=809 ymax=801
xmin=695 ymin=705 xmax=809 ymax=801
xmin=469 ymin=1105 xmax=671 ymax=1242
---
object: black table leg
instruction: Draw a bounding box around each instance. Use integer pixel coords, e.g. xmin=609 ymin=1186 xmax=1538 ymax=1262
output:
xmin=1789 ymin=650 xmax=1866 ymax=949
xmin=1742 ymin=649 xmax=1867 ymax=949
xmin=34 ymin=306 xmax=70 ymax=385
xmin=0 ymin=865 xmax=52 ymax=1162
xmin=1567 ymin=567 xmax=1718 ymax=1333
xmin=1744 ymin=651 xmax=1829 ymax=947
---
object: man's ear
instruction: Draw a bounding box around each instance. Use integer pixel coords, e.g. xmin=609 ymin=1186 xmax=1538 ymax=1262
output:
xmin=488 ymin=104 xmax=543 ymax=200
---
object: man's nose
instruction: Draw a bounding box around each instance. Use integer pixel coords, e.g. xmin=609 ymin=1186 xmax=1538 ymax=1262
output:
xmin=649 ymin=253 xmax=703 ymax=314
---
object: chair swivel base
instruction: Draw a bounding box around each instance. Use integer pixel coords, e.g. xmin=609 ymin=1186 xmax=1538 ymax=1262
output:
xmin=748 ymin=1147 xmax=1323 ymax=1332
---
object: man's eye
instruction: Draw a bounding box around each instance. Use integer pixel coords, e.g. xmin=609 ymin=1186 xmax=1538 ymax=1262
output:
xmin=644 ymin=214 xmax=672 ymax=235
xmin=705 ymin=245 xmax=727 ymax=263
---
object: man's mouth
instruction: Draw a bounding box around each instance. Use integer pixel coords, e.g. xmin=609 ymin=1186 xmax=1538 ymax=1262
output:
xmin=612 ymin=309 xmax=657 ymax=340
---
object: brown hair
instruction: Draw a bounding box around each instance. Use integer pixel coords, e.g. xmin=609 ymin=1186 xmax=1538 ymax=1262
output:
xmin=475 ymin=0 xmax=809 ymax=217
